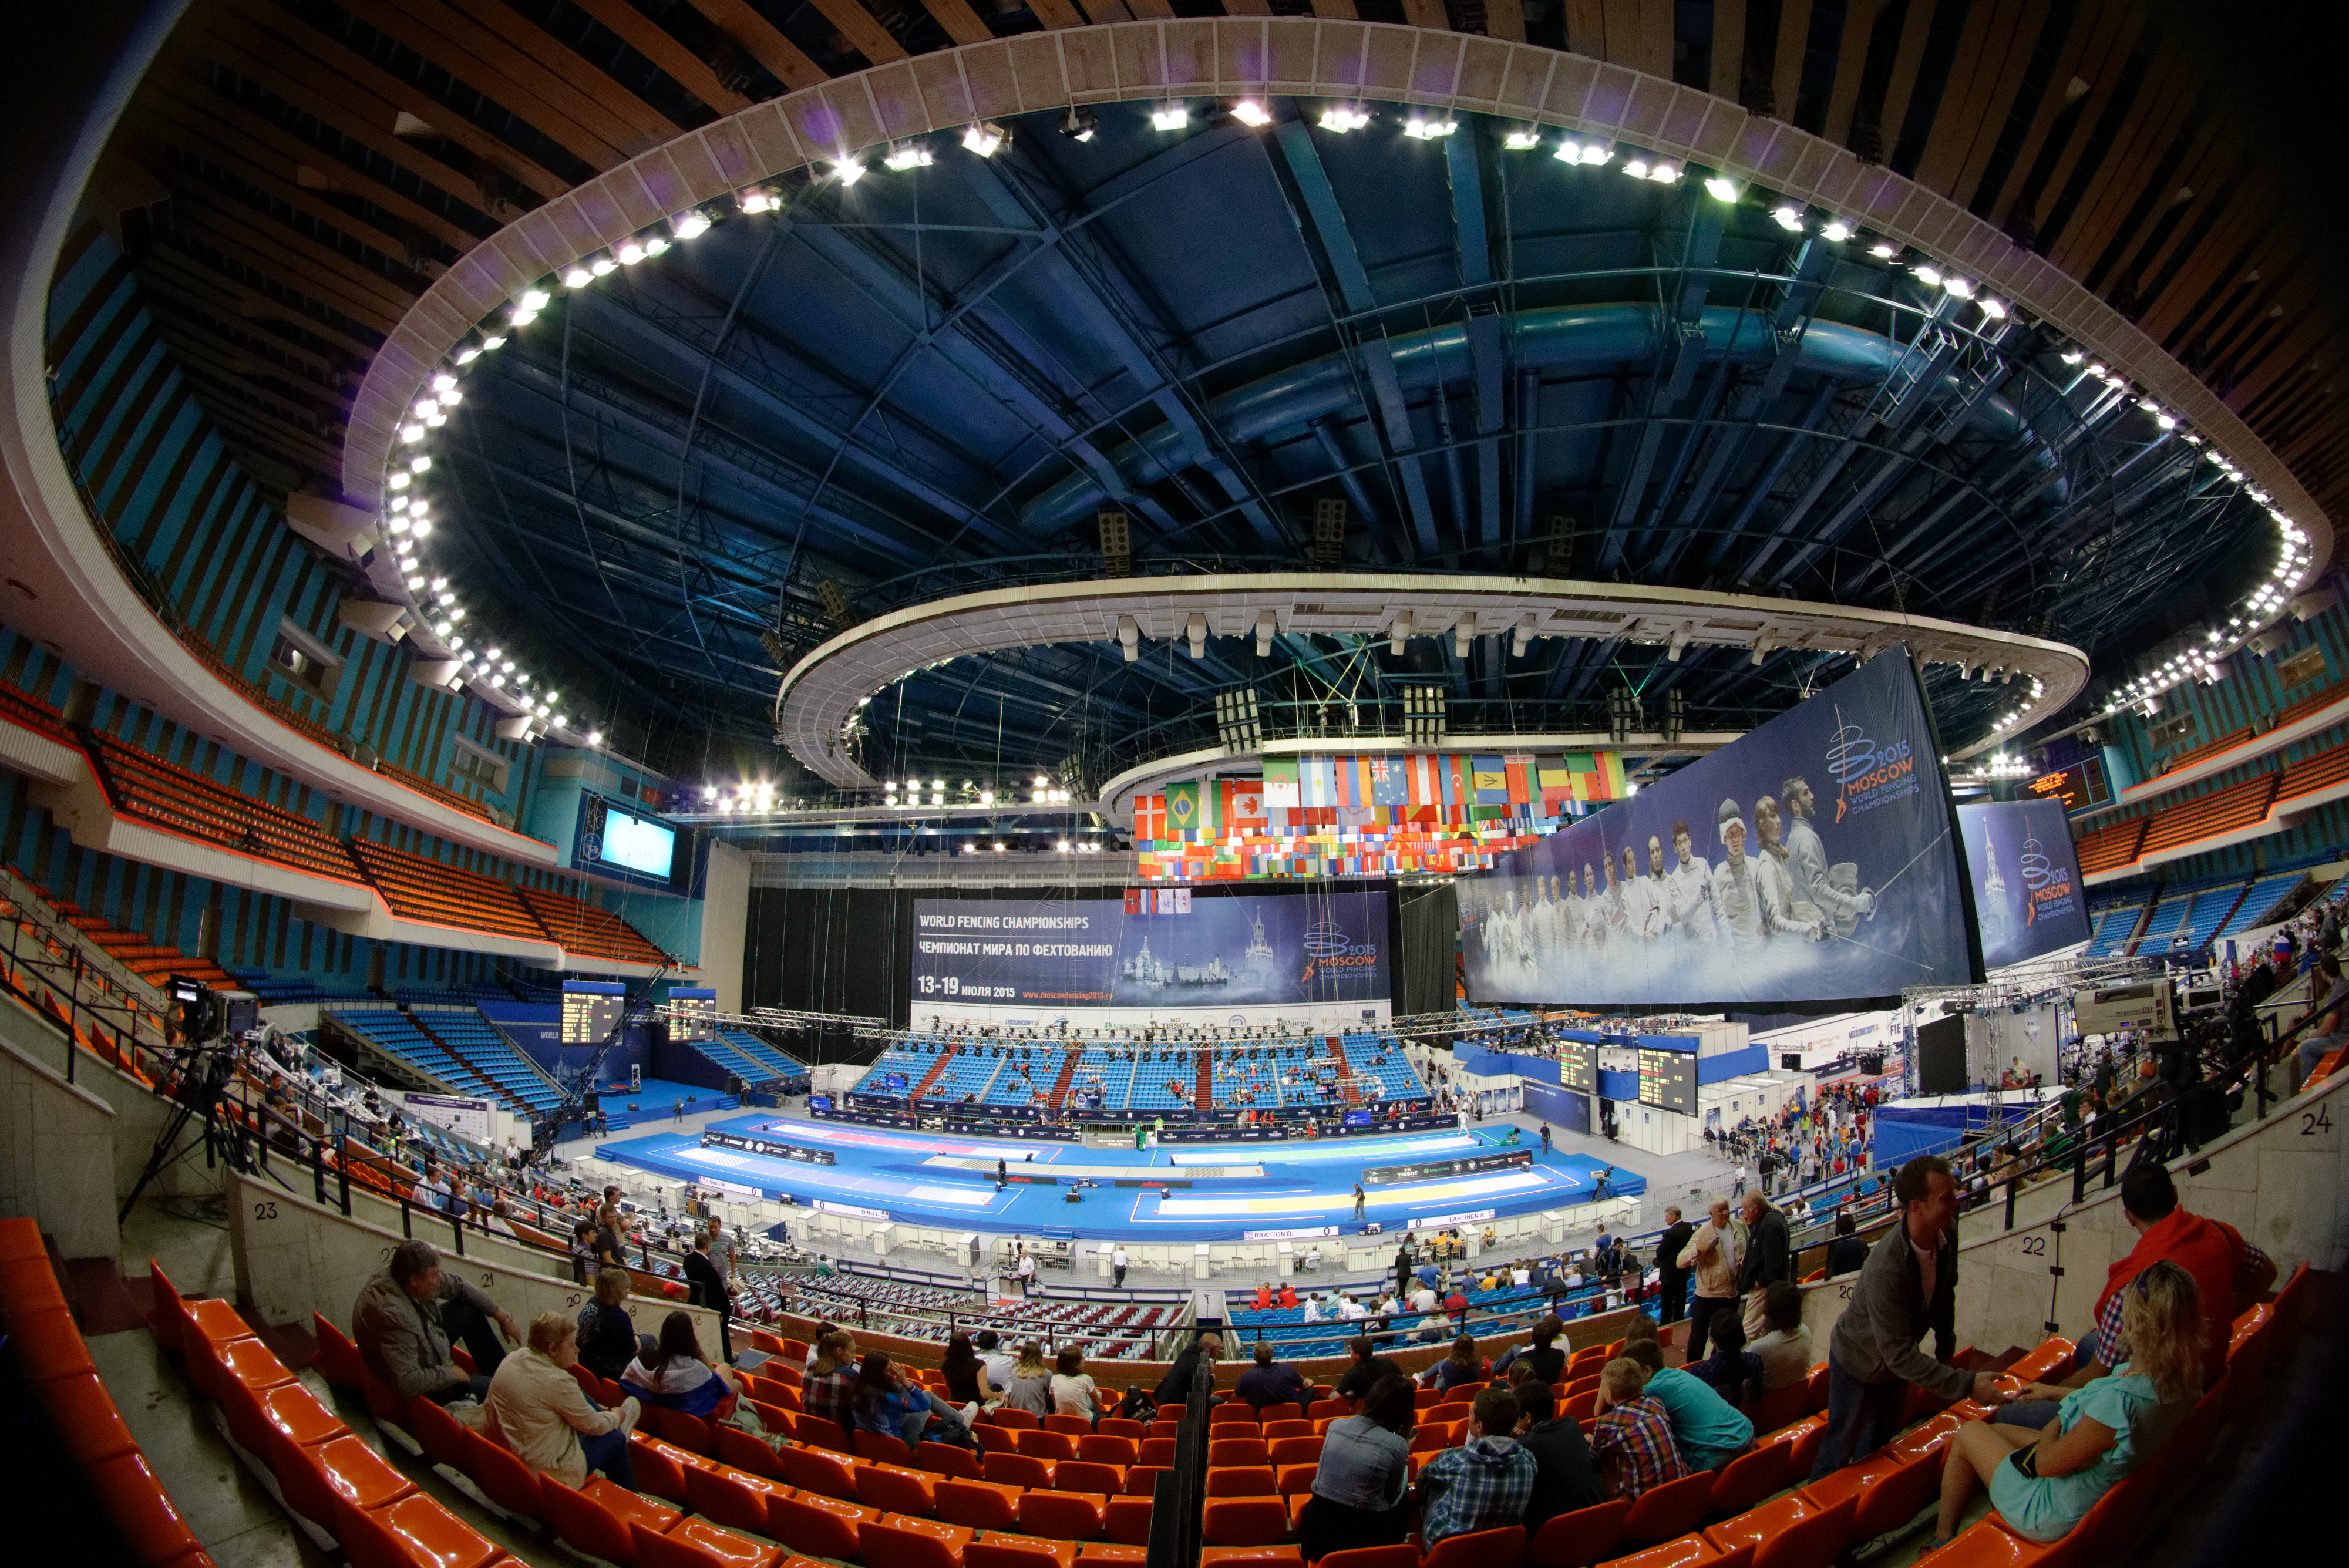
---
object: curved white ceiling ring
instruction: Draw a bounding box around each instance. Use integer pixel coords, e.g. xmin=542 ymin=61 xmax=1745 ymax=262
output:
xmin=342 ymin=18 xmax=2327 ymax=578
xmin=773 ymin=571 xmax=2089 ymax=788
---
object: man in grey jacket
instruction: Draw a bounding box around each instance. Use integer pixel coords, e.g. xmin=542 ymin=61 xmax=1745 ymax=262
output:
xmin=352 ymin=1239 xmax=519 ymax=1405
xmin=1809 ymin=1156 xmax=2003 ymax=1480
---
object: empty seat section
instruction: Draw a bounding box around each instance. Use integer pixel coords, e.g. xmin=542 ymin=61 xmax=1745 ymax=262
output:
xmin=514 ymin=886 xmax=671 ymax=964
xmin=855 ymin=1044 xmax=937 ymax=1095
xmin=716 ymin=1028 xmax=806 ymax=1080
xmin=2075 ymin=817 xmax=2149 ymax=875
xmin=2090 ymin=904 xmax=2146 ymax=957
xmin=2140 ymin=773 xmax=2281 ymax=856
xmin=347 ymin=839 xmax=546 ymax=942
xmin=84 ymin=735 xmax=365 ymax=885
xmin=419 ymin=1011 xmax=561 ymax=1114
xmin=329 ymin=1007 xmax=502 ymax=1100
xmin=2218 ymin=872 xmax=2308 ymax=938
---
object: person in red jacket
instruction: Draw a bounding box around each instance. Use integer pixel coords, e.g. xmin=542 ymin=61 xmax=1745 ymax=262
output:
xmin=1993 ymin=1160 xmax=2273 ymax=1431
xmin=1279 ymin=1281 xmax=1300 ymax=1311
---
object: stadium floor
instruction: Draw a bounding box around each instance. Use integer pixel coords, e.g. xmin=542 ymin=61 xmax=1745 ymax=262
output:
xmin=590 ymin=1113 xmax=1645 ymax=1241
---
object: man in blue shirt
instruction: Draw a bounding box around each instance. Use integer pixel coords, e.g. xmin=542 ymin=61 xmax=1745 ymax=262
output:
xmin=1622 ymin=1339 xmax=1753 ymax=1471
xmin=1414 ymin=1385 xmax=1537 ymax=1546
xmin=1233 ymin=1341 xmax=1311 ymax=1421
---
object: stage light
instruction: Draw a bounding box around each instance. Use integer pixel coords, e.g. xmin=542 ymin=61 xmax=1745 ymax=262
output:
xmin=963 ymin=122 xmax=1005 ymax=157
xmin=834 ymin=157 xmax=866 ymax=186
xmin=591 ymin=256 xmax=616 ymax=276
xmin=1913 ymin=264 xmax=1942 ymax=286
xmin=1060 ymin=107 xmax=1098 ymax=142
xmin=1152 ymin=103 xmax=1187 ymax=131
xmin=672 ymin=209 xmax=711 ymax=240
xmin=1553 ymin=137 xmax=1584 ymax=163
xmin=1579 ymin=143 xmax=1613 ymax=165
xmin=563 ymin=265 xmax=592 ymax=287
xmin=1232 ymin=100 xmax=1271 ymax=127
xmin=616 ymin=238 xmax=645 ymax=265
xmin=1822 ymin=219 xmax=1852 ymax=242
xmin=1320 ymin=105 xmax=1369 ymax=133
xmin=883 ymin=143 xmax=934 ymax=170
xmin=1771 ymin=204 xmax=1803 ymax=231
xmin=1870 ymin=241 xmax=1897 ymax=258
xmin=993 ymin=842 xmax=1007 ymax=852
xmin=1703 ymin=175 xmax=1739 ymax=201
xmin=1505 ymin=125 xmax=1542 ymax=150
xmin=1623 ymin=158 xmax=1648 ymax=178
xmin=739 ymin=188 xmax=778 ymax=214
xmin=1942 ymin=275 xmax=1973 ymax=298
xmin=1978 ymin=297 xmax=2008 ymax=320
xmin=1403 ymin=115 xmax=1456 ymax=140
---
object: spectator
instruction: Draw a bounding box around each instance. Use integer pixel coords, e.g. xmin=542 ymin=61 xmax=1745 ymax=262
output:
xmin=1002 ymin=1342 xmax=1055 ymax=1416
xmin=684 ymin=1235 xmax=733 ymax=1362
xmin=1442 ymin=1282 xmax=1472 ymax=1323
xmin=2287 ymin=955 xmax=2347 ymax=1091
xmin=1495 ymin=1315 xmax=1567 ymax=1385
xmin=803 ymin=1330 xmax=860 ymax=1428
xmin=623 ymin=1310 xmax=743 ymax=1422
xmin=1678 ymin=1197 xmax=1741 ymax=1364
xmin=576 ymin=1268 xmax=648 ymax=1384
xmin=1994 ymin=1160 xmax=2272 ymax=1431
xmin=1622 ymin=1340 xmax=1753 ymax=1471
xmin=1255 ymin=1282 xmax=1274 ymax=1311
xmin=484 ymin=1311 xmax=640 ymax=1489
xmin=973 ymin=1328 xmax=1019 ymax=1395
xmin=1300 ymin=1372 xmax=1416 ymax=1559
xmin=852 ymin=1351 xmax=976 ymax=1449
xmin=803 ymin=1321 xmax=840 ymax=1377
xmin=940 ymin=1332 xmax=994 ymax=1407
xmin=1051 ymin=1348 xmax=1101 ymax=1423
xmin=1749 ymin=1281 xmax=1815 ymax=1391
xmin=1685 ymin=1313 xmax=1767 ymax=1414
xmin=1510 ymin=1373 xmax=1603 ymax=1530
xmin=1825 ymin=1213 xmax=1868 ymax=1277
xmin=1279 ymin=1281 xmax=1298 ymax=1311
xmin=1236 ymin=1341 xmax=1311 ymax=1421
xmin=1151 ymin=1333 xmax=1221 ymax=1407
xmin=1587 ymin=1358 xmax=1685 ymax=1501
xmin=1413 ymin=1386 xmax=1536 ymax=1547
xmin=593 ymin=1206 xmax=626 ymax=1270
xmin=1810 ymin=1156 xmax=2004 ymax=1482
xmin=567 ymin=1220 xmax=599 ymax=1286
xmin=352 ymin=1240 xmax=517 ymax=1406
xmin=1419 ymin=1334 xmax=1486 ymax=1395
xmin=1931 ymin=1261 xmax=2206 ymax=1549
xmin=1654 ymin=1207 xmax=1694 ymax=1327
xmin=1735 ymin=1192 xmax=1791 ymax=1341
xmin=1335 ymin=1335 xmax=1404 ymax=1404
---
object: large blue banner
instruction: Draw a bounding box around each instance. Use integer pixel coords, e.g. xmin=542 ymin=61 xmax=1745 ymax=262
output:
xmin=1460 ymin=647 xmax=1977 ymax=1006
xmin=910 ymin=890 xmax=1390 ymax=1012
xmin=1958 ymin=800 xmax=2090 ymax=969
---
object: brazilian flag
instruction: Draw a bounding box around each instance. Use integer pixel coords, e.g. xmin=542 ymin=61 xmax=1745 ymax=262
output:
xmin=1165 ymin=779 xmax=1202 ymax=840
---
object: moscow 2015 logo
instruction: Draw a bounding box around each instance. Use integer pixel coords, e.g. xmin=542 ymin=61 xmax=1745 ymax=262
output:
xmin=1825 ymin=705 xmax=1917 ymax=822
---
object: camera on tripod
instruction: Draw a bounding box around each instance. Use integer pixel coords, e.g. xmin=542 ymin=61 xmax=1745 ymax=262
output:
xmin=170 ymin=974 xmax=258 ymax=1045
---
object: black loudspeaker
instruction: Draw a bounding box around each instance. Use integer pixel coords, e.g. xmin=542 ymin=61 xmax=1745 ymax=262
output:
xmin=1782 ymin=1053 xmax=1802 ymax=1071
xmin=1916 ymin=1018 xmax=1967 ymax=1095
xmin=1859 ymin=1052 xmax=1885 ymax=1076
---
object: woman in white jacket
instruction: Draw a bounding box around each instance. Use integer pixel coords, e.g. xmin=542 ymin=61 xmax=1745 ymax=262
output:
xmin=485 ymin=1312 xmax=641 ymax=1489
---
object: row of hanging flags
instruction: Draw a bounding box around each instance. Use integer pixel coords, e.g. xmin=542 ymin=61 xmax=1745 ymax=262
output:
xmin=1132 ymin=751 xmax=1630 ymax=881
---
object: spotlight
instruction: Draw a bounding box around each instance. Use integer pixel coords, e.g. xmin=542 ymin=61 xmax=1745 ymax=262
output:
xmin=1702 ymin=175 xmax=1738 ymax=201
xmin=644 ymin=235 xmax=668 ymax=257
xmin=834 ymin=157 xmax=866 ymax=186
xmin=506 ymin=305 xmax=537 ymax=327
xmin=1821 ymin=219 xmax=1852 ymax=242
xmin=1579 ymin=143 xmax=1613 ymax=165
xmin=671 ymin=209 xmax=711 ymax=240
xmin=739 ymin=188 xmax=778 ymax=214
xmin=1869 ymin=241 xmax=1897 ymax=258
xmin=1152 ymin=103 xmax=1187 ymax=131
xmin=1232 ymin=99 xmax=1271 ymax=127
xmin=2059 ymin=349 xmax=2084 ymax=364
xmin=963 ymin=122 xmax=1005 ymax=157
xmin=1913 ymin=264 xmax=1943 ymax=286
xmin=1504 ymin=125 xmax=1542 ymax=150
xmin=1978 ymin=297 xmax=2007 ymax=320
xmin=1059 ymin=106 xmax=1097 ymax=143
xmin=399 ymin=423 xmax=425 ymax=444
xmin=1647 ymin=161 xmax=1680 ymax=181
xmin=388 ymin=472 xmax=411 ymax=489
xmin=455 ymin=345 xmax=481 ymax=365
xmin=616 ymin=238 xmax=646 ymax=265
xmin=1942 ymin=275 xmax=1973 ymax=298
xmin=480 ymin=333 xmax=506 ymax=351
xmin=883 ymin=142 xmax=933 ymax=169
xmin=1623 ymin=158 xmax=1649 ymax=178
xmin=1402 ymin=115 xmax=1457 ymax=139
xmin=1553 ymin=137 xmax=1585 ymax=163
xmin=1320 ymin=105 xmax=1369 ymax=133
xmin=563 ymin=265 xmax=592 ymax=288
xmin=591 ymin=255 xmax=616 ymax=275
xmin=1771 ymin=204 xmax=1803 ymax=231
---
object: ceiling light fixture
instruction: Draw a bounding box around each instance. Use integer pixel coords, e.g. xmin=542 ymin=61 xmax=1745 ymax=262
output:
xmin=883 ymin=142 xmax=934 ymax=169
xmin=963 ymin=122 xmax=1005 ymax=157
xmin=1320 ymin=104 xmax=1369 ymax=133
xmin=671 ymin=209 xmax=711 ymax=240
xmin=1403 ymin=114 xmax=1458 ymax=139
xmin=615 ymin=238 xmax=646 ymax=265
xmin=1233 ymin=99 xmax=1271 ymax=127
xmin=1504 ymin=125 xmax=1542 ymax=150
xmin=834 ymin=157 xmax=866 ymax=186
xmin=1703 ymin=174 xmax=1739 ymax=201
xmin=1059 ymin=106 xmax=1097 ymax=142
xmin=1152 ymin=103 xmax=1187 ymax=131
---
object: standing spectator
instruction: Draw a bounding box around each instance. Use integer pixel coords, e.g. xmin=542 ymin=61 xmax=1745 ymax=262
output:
xmin=1809 ymin=1156 xmax=2003 ymax=1481
xmin=1299 ymin=1372 xmax=1416 ymax=1559
xmin=1749 ymin=1281 xmax=1815 ymax=1390
xmin=1654 ymin=1206 xmax=1694 ymax=1328
xmin=1394 ymin=1244 xmax=1415 ymax=1302
xmin=1412 ymin=1387 xmax=1537 ymax=1547
xmin=1150 ymin=1333 xmax=1221 ymax=1408
xmin=1678 ymin=1198 xmax=1741 ymax=1364
xmin=1825 ymin=1213 xmax=1869 ymax=1277
xmin=1111 ymin=1244 xmax=1130 ymax=1288
xmin=568 ymin=1220 xmax=600 ymax=1286
xmin=684 ymin=1235 xmax=733 ymax=1362
xmin=1017 ymin=1250 xmax=1038 ymax=1297
xmin=484 ymin=1311 xmax=640 ymax=1488
xmin=1510 ymin=1373 xmax=1603 ymax=1530
xmin=1588 ymin=1359 xmax=1685 ymax=1500
xmin=351 ymin=1240 xmax=517 ymax=1406
xmin=1736 ymin=1192 xmax=1791 ymax=1341
xmin=1539 ymin=1122 xmax=1552 ymax=1155
xmin=802 ymin=1330 xmax=860 ymax=1429
xmin=1236 ymin=1341 xmax=1311 ymax=1421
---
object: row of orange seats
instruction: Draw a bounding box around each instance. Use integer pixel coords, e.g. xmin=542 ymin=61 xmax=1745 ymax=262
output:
xmin=515 ymin=887 xmax=669 ymax=963
xmin=2141 ymin=775 xmax=2282 ymax=855
xmin=2074 ymin=819 xmax=2149 ymax=875
xmin=88 ymin=736 xmax=364 ymax=884
xmin=345 ymin=839 xmax=547 ymax=942
xmin=0 ymin=1220 xmax=211 ymax=1566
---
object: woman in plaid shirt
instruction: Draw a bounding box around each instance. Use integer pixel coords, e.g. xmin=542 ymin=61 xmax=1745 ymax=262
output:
xmin=1588 ymin=1359 xmax=1688 ymax=1500
xmin=801 ymin=1330 xmax=860 ymax=1429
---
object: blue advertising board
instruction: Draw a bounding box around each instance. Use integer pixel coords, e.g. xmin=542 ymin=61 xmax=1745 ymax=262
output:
xmin=1460 ymin=647 xmax=1977 ymax=1006
xmin=910 ymin=890 xmax=1391 ymax=1010
xmin=1958 ymin=799 xmax=2090 ymax=969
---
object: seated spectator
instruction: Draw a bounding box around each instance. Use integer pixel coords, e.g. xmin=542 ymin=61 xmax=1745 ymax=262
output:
xmin=1236 ymin=1341 xmax=1311 ymax=1419
xmin=802 ymin=1330 xmax=860 ymax=1427
xmin=576 ymin=1268 xmax=648 ymax=1384
xmin=1510 ymin=1371 xmax=1603 ymax=1530
xmin=1687 ymin=1313 xmax=1768 ymax=1413
xmin=1751 ymin=1280 xmax=1815 ymax=1390
xmin=1300 ymin=1372 xmax=1416 ymax=1560
xmin=940 ymin=1331 xmax=994 ymax=1407
xmin=352 ymin=1239 xmax=517 ymax=1405
xmin=2290 ymin=955 xmax=2347 ymax=1091
xmin=1588 ymin=1358 xmax=1687 ymax=1500
xmin=1335 ymin=1335 xmax=1404 ymax=1404
xmin=1825 ymin=1212 xmax=1868 ymax=1277
xmin=1414 ymin=1386 xmax=1536 ymax=1547
xmin=1255 ymin=1282 xmax=1274 ymax=1311
xmin=1931 ymin=1261 xmax=2205 ymax=1548
xmin=1051 ymin=1348 xmax=1101 ymax=1423
xmin=1418 ymin=1334 xmax=1486 ymax=1395
xmin=1495 ymin=1314 xmax=1567 ymax=1385
xmin=852 ymin=1351 xmax=978 ymax=1449
xmin=1279 ymin=1282 xmax=1299 ymax=1311
xmin=1443 ymin=1283 xmax=1472 ymax=1321
xmin=1623 ymin=1340 xmax=1754 ymax=1471
xmin=1002 ymin=1341 xmax=1056 ymax=1416
xmin=622 ymin=1310 xmax=743 ymax=1421
xmin=972 ymin=1328 xmax=1019 ymax=1394
xmin=485 ymin=1311 xmax=640 ymax=1489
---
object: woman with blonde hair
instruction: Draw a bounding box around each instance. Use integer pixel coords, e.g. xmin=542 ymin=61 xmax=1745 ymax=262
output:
xmin=1930 ymin=1260 xmax=2204 ymax=1547
xmin=1003 ymin=1341 xmax=1055 ymax=1416
xmin=485 ymin=1311 xmax=640 ymax=1488
xmin=576 ymin=1268 xmax=645 ymax=1383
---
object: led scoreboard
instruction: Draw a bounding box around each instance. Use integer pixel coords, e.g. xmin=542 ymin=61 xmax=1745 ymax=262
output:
xmin=561 ymin=980 xmax=627 ymax=1045
xmin=669 ymin=988 xmax=716 ymax=1042
xmin=1635 ymin=1044 xmax=1697 ymax=1114
xmin=2023 ymin=757 xmax=2114 ymax=814
xmin=1560 ymin=1035 xmax=1599 ymax=1096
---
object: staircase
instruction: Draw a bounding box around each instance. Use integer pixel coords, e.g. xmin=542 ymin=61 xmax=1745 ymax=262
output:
xmin=1194 ymin=1051 xmax=1214 ymax=1109
xmin=1329 ymin=1034 xmax=1362 ymax=1105
xmin=911 ymin=1047 xmax=957 ymax=1098
xmin=1046 ymin=1053 xmax=1080 ymax=1109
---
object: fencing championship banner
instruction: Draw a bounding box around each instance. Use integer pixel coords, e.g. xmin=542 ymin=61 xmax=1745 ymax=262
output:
xmin=1958 ymin=800 xmax=2090 ymax=969
xmin=911 ymin=890 xmax=1391 ymax=1012
xmin=1460 ymin=646 xmax=1978 ymax=1007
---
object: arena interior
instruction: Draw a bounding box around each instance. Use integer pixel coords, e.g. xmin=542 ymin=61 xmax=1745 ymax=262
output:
xmin=4 ymin=2 xmax=2348 ymax=1566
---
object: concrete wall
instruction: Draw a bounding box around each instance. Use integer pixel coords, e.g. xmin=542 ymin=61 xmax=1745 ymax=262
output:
xmin=227 ymin=1169 xmax=729 ymax=1363
xmin=0 ymin=1027 xmax=120 ymax=1258
xmin=701 ymin=840 xmax=749 ymax=1015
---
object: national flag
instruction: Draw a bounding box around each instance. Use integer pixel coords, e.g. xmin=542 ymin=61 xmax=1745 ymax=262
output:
xmin=1407 ymin=753 xmax=1438 ymax=806
xmin=1371 ymin=755 xmax=1408 ymax=807
xmin=1263 ymin=757 xmax=1300 ymax=807
xmin=1303 ymin=756 xmax=1337 ymax=808
xmin=1472 ymin=753 xmax=1509 ymax=803
xmin=1233 ymin=780 xmax=1265 ymax=829
xmin=1165 ymin=780 xmax=1201 ymax=837
xmin=1504 ymin=753 xmax=1535 ymax=804
xmin=1124 ymin=887 xmax=1142 ymax=914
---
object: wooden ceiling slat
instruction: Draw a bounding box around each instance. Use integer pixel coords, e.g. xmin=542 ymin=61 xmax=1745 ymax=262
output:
xmin=400 ymin=0 xmax=688 ymax=152
xmin=129 ymin=107 xmax=421 ymax=267
xmin=1027 ymin=0 xmax=1089 ymax=28
xmin=140 ymin=278 xmax=346 ymax=380
xmin=160 ymin=190 xmax=412 ymax=327
xmin=1564 ymin=0 xmax=1605 ymax=63
xmin=2010 ymin=2 xmax=2147 ymax=235
xmin=1483 ymin=0 xmax=1525 ymax=44
xmin=329 ymin=0 xmax=647 ymax=169
xmin=143 ymin=74 xmax=482 ymax=253
xmin=2113 ymin=134 xmax=2248 ymax=304
xmin=917 ymin=0 xmax=998 ymax=45
xmin=1944 ymin=0 xmax=2050 ymax=207
xmin=139 ymin=243 xmax=383 ymax=359
xmin=1711 ymin=0 xmax=1745 ymax=102
xmin=1983 ymin=0 xmax=2124 ymax=227
xmin=2224 ymin=300 xmax=2337 ymax=413
xmin=1820 ymin=0 xmax=1873 ymax=147
xmin=1874 ymin=0 xmax=1940 ymax=155
xmin=150 ymin=328 xmax=352 ymax=420
xmin=1770 ymin=0 xmax=1812 ymax=125
xmin=206 ymin=4 xmax=570 ymax=201
xmin=799 ymin=0 xmax=913 ymax=61
xmin=2044 ymin=52 xmax=2197 ymax=272
xmin=1221 ymin=0 xmax=1276 ymax=16
xmin=149 ymin=171 xmax=422 ymax=320
xmin=675 ymin=0 xmax=827 ymax=92
xmin=1911 ymin=0 xmax=2036 ymax=198
xmin=1638 ymin=0 xmax=1674 ymax=78
xmin=162 ymin=369 xmax=345 ymax=468
xmin=2141 ymin=173 xmax=2288 ymax=345
xmin=1596 ymin=0 xmax=1670 ymax=78
xmin=563 ymin=0 xmax=753 ymax=117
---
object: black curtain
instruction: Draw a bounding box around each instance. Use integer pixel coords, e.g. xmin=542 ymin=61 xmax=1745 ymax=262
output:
xmin=1396 ymin=882 xmax=1460 ymax=1019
